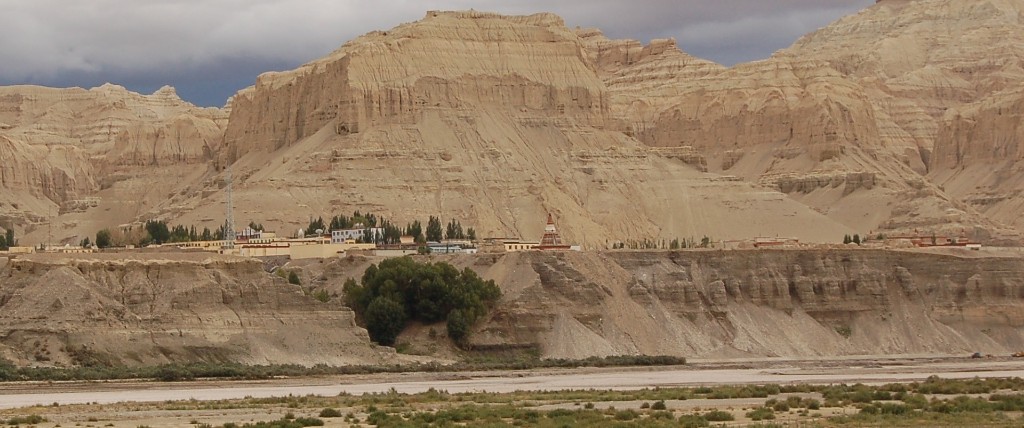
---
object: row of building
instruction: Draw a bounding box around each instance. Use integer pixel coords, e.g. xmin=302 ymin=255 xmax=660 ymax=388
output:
xmin=1 ymin=215 xmax=582 ymax=260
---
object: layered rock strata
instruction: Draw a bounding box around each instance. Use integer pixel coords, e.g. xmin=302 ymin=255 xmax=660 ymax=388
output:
xmin=0 ymin=253 xmax=391 ymax=366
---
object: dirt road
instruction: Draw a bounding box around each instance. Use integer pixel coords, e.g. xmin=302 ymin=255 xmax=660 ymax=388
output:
xmin=2 ymin=359 xmax=1022 ymax=409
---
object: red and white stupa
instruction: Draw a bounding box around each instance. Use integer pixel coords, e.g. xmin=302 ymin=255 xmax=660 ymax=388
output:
xmin=536 ymin=213 xmax=572 ymax=251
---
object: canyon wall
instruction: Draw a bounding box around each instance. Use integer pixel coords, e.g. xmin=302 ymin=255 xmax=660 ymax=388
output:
xmin=0 ymin=84 xmax=226 ymax=238
xmin=463 ymin=249 xmax=1024 ymax=359
xmin=0 ymin=253 xmax=391 ymax=367
xmin=4 ymin=248 xmax=1023 ymax=366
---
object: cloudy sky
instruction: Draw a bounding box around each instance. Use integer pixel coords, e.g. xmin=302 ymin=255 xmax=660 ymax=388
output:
xmin=0 ymin=0 xmax=874 ymax=107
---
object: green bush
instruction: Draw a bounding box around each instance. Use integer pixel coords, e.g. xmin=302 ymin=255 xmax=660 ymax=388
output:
xmin=613 ymin=409 xmax=639 ymax=420
xmin=446 ymin=309 xmax=470 ymax=344
xmin=678 ymin=414 xmax=710 ymax=428
xmin=704 ymin=410 xmax=734 ymax=421
xmin=343 ymin=257 xmax=501 ymax=345
xmin=651 ymin=399 xmax=667 ymax=410
xmin=364 ymin=297 xmax=407 ymax=346
xmin=746 ymin=407 xmax=775 ymax=421
xmin=3 ymin=415 xmax=46 ymax=425
xmin=318 ymin=408 xmax=342 ymax=418
xmin=288 ymin=271 xmax=301 ymax=285
xmin=312 ymin=289 xmax=330 ymax=303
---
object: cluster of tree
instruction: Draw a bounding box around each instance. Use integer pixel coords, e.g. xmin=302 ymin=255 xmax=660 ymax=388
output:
xmin=92 ymin=220 xmax=235 ymax=248
xmin=307 ymin=211 xmax=380 ymax=237
xmin=343 ymin=257 xmax=501 ymax=346
xmin=308 ymin=212 xmax=478 ymax=244
xmin=610 ymin=236 xmax=712 ymax=250
xmin=0 ymin=228 xmax=15 ymax=250
xmin=426 ymin=216 xmax=476 ymax=242
xmin=843 ymin=234 xmax=862 ymax=245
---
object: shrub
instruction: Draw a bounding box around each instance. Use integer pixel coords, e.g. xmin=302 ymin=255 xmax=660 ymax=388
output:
xmin=312 ymin=289 xmax=330 ymax=303
xmin=651 ymin=400 xmax=667 ymax=410
xmin=317 ymin=407 xmax=342 ymax=417
xmin=614 ymin=410 xmax=639 ymax=420
xmin=446 ymin=309 xmax=470 ymax=344
xmin=288 ymin=271 xmax=301 ymax=285
xmin=704 ymin=410 xmax=734 ymax=421
xmin=678 ymin=414 xmax=710 ymax=428
xmin=5 ymin=415 xmax=46 ymax=425
xmin=746 ymin=407 xmax=775 ymax=421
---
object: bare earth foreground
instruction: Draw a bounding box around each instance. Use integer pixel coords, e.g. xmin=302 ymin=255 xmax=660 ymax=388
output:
xmin=2 ymin=357 xmax=1023 ymax=410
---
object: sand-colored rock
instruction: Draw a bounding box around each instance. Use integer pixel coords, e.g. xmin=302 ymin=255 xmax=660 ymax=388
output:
xmin=210 ymin=11 xmax=851 ymax=247
xmin=930 ymin=87 xmax=1024 ymax=232
xmin=0 ymin=252 xmax=392 ymax=366
xmin=0 ymin=84 xmax=226 ymax=238
xmin=306 ymin=248 xmax=1024 ymax=360
xmin=587 ymin=0 xmax=1024 ymax=241
xmin=4 ymin=3 xmax=1024 ymax=246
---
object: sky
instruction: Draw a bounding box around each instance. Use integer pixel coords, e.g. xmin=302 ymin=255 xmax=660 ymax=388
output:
xmin=0 ymin=0 xmax=875 ymax=107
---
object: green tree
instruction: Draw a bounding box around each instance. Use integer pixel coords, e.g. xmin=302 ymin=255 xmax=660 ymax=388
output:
xmin=95 ymin=229 xmax=112 ymax=248
xmin=843 ymin=234 xmax=852 ymax=244
xmin=700 ymin=236 xmax=711 ymax=248
xmin=144 ymin=220 xmax=171 ymax=244
xmin=466 ymin=227 xmax=476 ymax=241
xmin=80 ymin=237 xmax=91 ymax=248
xmin=445 ymin=219 xmax=464 ymax=240
xmin=446 ymin=309 xmax=470 ymax=343
xmin=344 ymin=257 xmax=501 ymax=346
xmin=0 ymin=233 xmax=7 ymax=251
xmin=4 ymin=228 xmax=15 ymax=249
xmin=853 ymin=234 xmax=861 ymax=245
xmin=406 ymin=220 xmax=424 ymax=243
xmin=305 ymin=216 xmax=326 ymax=236
xmin=364 ymin=297 xmax=407 ymax=346
xmin=426 ymin=216 xmax=443 ymax=242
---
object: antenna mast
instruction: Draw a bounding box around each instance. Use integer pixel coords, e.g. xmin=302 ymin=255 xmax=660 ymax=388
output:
xmin=224 ymin=166 xmax=236 ymax=248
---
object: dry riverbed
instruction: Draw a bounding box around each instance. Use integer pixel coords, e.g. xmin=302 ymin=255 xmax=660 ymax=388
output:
xmin=2 ymin=356 xmax=1024 ymax=426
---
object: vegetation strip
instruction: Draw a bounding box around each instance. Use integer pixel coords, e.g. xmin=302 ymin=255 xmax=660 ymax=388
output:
xmin=5 ymin=376 xmax=1024 ymax=427
xmin=0 ymin=355 xmax=685 ymax=382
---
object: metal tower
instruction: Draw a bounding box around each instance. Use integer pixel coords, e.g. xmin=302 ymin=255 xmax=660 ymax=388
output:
xmin=224 ymin=166 xmax=237 ymax=248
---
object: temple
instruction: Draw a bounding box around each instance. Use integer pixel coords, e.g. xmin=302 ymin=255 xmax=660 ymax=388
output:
xmin=536 ymin=213 xmax=572 ymax=251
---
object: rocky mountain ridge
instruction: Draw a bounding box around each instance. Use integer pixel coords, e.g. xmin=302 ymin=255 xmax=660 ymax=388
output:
xmin=0 ymin=84 xmax=226 ymax=238
xmin=1 ymin=1 xmax=1023 ymax=246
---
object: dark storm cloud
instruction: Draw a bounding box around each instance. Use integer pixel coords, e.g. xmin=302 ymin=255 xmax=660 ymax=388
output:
xmin=0 ymin=0 xmax=874 ymax=106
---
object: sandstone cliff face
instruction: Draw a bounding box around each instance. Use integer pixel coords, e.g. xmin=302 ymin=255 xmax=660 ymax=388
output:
xmin=0 ymin=253 xmax=391 ymax=367
xmin=930 ymin=87 xmax=1024 ymax=231
xmin=458 ymin=249 xmax=1024 ymax=359
xmin=586 ymin=0 xmax=1024 ymax=241
xmin=6 ymin=3 xmax=1024 ymax=246
xmin=0 ymin=85 xmax=227 ymax=238
xmin=224 ymin=11 xmax=608 ymax=161
xmin=209 ymin=11 xmax=852 ymax=247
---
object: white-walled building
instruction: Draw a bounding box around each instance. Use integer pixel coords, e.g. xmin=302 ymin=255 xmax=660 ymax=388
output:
xmin=331 ymin=227 xmax=383 ymax=243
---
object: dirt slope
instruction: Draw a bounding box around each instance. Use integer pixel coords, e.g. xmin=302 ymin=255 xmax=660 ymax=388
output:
xmin=0 ymin=252 xmax=393 ymax=367
xmin=308 ymin=249 xmax=1024 ymax=360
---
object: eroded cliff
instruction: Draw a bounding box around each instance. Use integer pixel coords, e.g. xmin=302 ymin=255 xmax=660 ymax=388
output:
xmin=208 ymin=10 xmax=851 ymax=247
xmin=0 ymin=253 xmax=392 ymax=367
xmin=588 ymin=0 xmax=1024 ymax=241
xmin=0 ymin=84 xmax=227 ymax=240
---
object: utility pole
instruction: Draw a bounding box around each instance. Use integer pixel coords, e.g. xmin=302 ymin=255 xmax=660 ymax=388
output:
xmin=224 ymin=166 xmax=236 ymax=249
